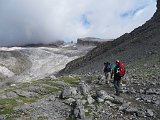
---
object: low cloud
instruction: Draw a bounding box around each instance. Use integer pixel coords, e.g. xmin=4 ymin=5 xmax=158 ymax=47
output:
xmin=0 ymin=0 xmax=157 ymax=46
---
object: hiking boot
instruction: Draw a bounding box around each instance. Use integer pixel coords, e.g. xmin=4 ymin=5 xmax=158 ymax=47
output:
xmin=114 ymin=92 xmax=120 ymax=96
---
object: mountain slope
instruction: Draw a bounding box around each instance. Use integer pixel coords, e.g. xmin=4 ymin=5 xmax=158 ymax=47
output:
xmin=59 ymin=0 xmax=160 ymax=75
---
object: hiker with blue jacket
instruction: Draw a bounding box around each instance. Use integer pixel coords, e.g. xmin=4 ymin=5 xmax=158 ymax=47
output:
xmin=103 ymin=62 xmax=112 ymax=84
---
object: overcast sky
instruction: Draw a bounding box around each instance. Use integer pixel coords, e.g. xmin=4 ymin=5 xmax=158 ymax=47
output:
xmin=0 ymin=0 xmax=157 ymax=46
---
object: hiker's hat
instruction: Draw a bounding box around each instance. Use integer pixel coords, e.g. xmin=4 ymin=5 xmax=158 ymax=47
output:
xmin=116 ymin=60 xmax=120 ymax=63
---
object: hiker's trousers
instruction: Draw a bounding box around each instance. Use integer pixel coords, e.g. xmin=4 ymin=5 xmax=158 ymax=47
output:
xmin=113 ymin=75 xmax=121 ymax=93
xmin=104 ymin=72 xmax=111 ymax=84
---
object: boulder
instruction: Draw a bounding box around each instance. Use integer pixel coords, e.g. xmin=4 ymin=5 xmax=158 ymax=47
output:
xmin=153 ymin=100 xmax=160 ymax=106
xmin=47 ymin=95 xmax=55 ymax=101
xmin=76 ymin=99 xmax=87 ymax=106
xmin=77 ymin=82 xmax=90 ymax=95
xmin=97 ymin=75 xmax=106 ymax=85
xmin=60 ymin=86 xmax=77 ymax=99
xmin=111 ymin=96 xmax=124 ymax=105
xmin=96 ymin=90 xmax=109 ymax=99
xmin=64 ymin=98 xmax=76 ymax=105
xmin=82 ymin=74 xmax=93 ymax=83
xmin=145 ymin=109 xmax=154 ymax=117
xmin=123 ymin=107 xmax=138 ymax=116
xmin=119 ymin=102 xmax=131 ymax=111
xmin=97 ymin=98 xmax=104 ymax=103
xmin=0 ymin=115 xmax=6 ymax=120
xmin=74 ymin=106 xmax=85 ymax=119
xmin=87 ymin=95 xmax=94 ymax=104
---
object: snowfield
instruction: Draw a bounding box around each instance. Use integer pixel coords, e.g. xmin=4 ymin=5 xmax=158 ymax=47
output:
xmin=0 ymin=44 xmax=95 ymax=82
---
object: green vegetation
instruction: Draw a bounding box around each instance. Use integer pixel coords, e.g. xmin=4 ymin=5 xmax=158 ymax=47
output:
xmin=121 ymin=80 xmax=127 ymax=84
xmin=32 ymin=78 xmax=63 ymax=94
xmin=0 ymin=77 xmax=65 ymax=119
xmin=84 ymin=104 xmax=92 ymax=117
xmin=18 ymin=96 xmax=38 ymax=104
xmin=0 ymin=76 xmax=4 ymax=82
xmin=2 ymin=82 xmax=30 ymax=93
xmin=42 ymin=85 xmax=61 ymax=94
xmin=59 ymin=75 xmax=80 ymax=85
xmin=0 ymin=98 xmax=17 ymax=115
xmin=0 ymin=97 xmax=39 ymax=118
xmin=37 ymin=116 xmax=48 ymax=120
xmin=91 ymin=75 xmax=98 ymax=81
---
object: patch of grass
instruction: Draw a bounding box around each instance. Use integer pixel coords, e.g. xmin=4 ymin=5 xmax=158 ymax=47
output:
xmin=6 ymin=114 xmax=32 ymax=120
xmin=0 ymin=76 xmax=4 ymax=82
xmin=3 ymin=82 xmax=30 ymax=93
xmin=32 ymin=79 xmax=63 ymax=94
xmin=0 ymin=98 xmax=17 ymax=115
xmin=92 ymin=100 xmax=99 ymax=107
xmin=4 ymin=88 xmax=16 ymax=93
xmin=32 ymin=78 xmax=63 ymax=87
xmin=121 ymin=80 xmax=127 ymax=84
xmin=17 ymin=96 xmax=39 ymax=104
xmin=85 ymin=111 xmax=91 ymax=117
xmin=83 ymin=103 xmax=93 ymax=117
xmin=0 ymin=97 xmax=39 ymax=115
xmin=32 ymin=78 xmax=52 ymax=84
xmin=4 ymin=95 xmax=47 ymax=119
xmin=83 ymin=103 xmax=89 ymax=109
xmin=37 ymin=116 xmax=48 ymax=120
xmin=59 ymin=76 xmax=80 ymax=85
xmin=0 ymin=78 xmax=66 ymax=119
xmin=42 ymin=86 xmax=62 ymax=94
xmin=91 ymin=75 xmax=98 ymax=81
xmin=18 ymin=82 xmax=31 ymax=88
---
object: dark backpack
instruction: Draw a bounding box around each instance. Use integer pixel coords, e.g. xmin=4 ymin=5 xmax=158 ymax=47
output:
xmin=104 ymin=62 xmax=112 ymax=72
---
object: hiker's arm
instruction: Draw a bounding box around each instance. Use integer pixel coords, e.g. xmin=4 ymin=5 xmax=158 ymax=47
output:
xmin=103 ymin=66 xmax=105 ymax=73
xmin=111 ymin=64 xmax=115 ymax=79
xmin=111 ymin=71 xmax=114 ymax=79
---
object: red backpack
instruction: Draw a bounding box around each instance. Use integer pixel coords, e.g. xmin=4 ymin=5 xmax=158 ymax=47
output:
xmin=119 ymin=62 xmax=125 ymax=77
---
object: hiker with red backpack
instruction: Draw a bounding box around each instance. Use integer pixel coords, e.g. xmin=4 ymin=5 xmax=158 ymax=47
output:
xmin=111 ymin=60 xmax=125 ymax=96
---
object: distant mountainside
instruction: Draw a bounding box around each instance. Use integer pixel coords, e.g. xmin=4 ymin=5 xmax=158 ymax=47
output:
xmin=77 ymin=37 xmax=112 ymax=46
xmin=0 ymin=45 xmax=94 ymax=84
xmin=59 ymin=0 xmax=160 ymax=75
xmin=20 ymin=40 xmax=65 ymax=47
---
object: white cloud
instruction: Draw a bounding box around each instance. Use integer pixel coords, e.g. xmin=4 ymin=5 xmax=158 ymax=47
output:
xmin=0 ymin=0 xmax=157 ymax=46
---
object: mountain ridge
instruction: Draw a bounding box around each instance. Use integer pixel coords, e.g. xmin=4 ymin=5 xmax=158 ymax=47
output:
xmin=58 ymin=0 xmax=160 ymax=75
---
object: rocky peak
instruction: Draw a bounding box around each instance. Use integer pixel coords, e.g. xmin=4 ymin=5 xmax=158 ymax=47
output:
xmin=152 ymin=0 xmax=160 ymax=21
xmin=157 ymin=0 xmax=160 ymax=11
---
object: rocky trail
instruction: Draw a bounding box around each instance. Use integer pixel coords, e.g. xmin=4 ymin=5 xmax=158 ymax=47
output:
xmin=0 ymin=73 xmax=159 ymax=120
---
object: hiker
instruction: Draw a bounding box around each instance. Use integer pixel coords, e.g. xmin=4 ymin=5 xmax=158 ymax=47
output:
xmin=111 ymin=60 xmax=125 ymax=96
xmin=103 ymin=62 xmax=112 ymax=84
